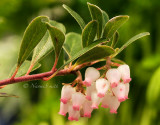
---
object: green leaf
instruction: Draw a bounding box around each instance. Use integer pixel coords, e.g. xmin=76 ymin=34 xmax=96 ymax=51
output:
xmin=102 ymin=10 xmax=109 ymax=28
xmin=87 ymin=2 xmax=103 ymax=38
xmin=31 ymin=31 xmax=54 ymax=66
xmin=63 ymin=4 xmax=85 ymax=30
xmin=63 ymin=32 xmax=82 ymax=58
xmin=49 ymin=20 xmax=66 ymax=34
xmin=54 ymin=38 xmax=108 ymax=74
xmin=111 ymin=32 xmax=150 ymax=57
xmin=9 ymin=60 xmax=41 ymax=77
xmin=111 ymin=31 xmax=119 ymax=48
xmin=17 ymin=16 xmax=49 ymax=66
xmin=75 ymin=46 xmax=115 ymax=65
xmin=46 ymin=22 xmax=65 ymax=58
xmin=82 ymin=20 xmax=98 ymax=47
xmin=103 ymin=15 xmax=129 ymax=40
xmin=146 ymin=66 xmax=160 ymax=108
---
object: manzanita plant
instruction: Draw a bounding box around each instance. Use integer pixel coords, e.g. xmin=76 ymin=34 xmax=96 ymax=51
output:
xmin=0 ymin=3 xmax=150 ymax=121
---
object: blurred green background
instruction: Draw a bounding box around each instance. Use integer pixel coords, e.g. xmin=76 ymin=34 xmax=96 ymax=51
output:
xmin=0 ymin=0 xmax=160 ymax=125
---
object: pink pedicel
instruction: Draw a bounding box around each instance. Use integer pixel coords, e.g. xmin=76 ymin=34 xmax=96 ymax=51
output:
xmin=86 ymin=95 xmax=91 ymax=101
xmin=60 ymin=98 xmax=68 ymax=104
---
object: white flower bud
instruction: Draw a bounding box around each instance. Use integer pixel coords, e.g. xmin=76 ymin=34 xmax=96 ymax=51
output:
xmin=60 ymin=85 xmax=75 ymax=104
xmin=101 ymin=92 xmax=120 ymax=114
xmin=86 ymin=83 xmax=96 ymax=101
xmin=125 ymin=83 xmax=130 ymax=99
xmin=96 ymin=78 xmax=110 ymax=98
xmin=58 ymin=102 xmax=69 ymax=116
xmin=112 ymin=82 xmax=126 ymax=102
xmin=106 ymin=68 xmax=121 ymax=88
xmin=68 ymin=102 xmax=80 ymax=121
xmin=82 ymin=100 xmax=93 ymax=118
xmin=83 ymin=67 xmax=100 ymax=87
xmin=91 ymin=90 xmax=103 ymax=109
xmin=72 ymin=92 xmax=85 ymax=111
xmin=118 ymin=64 xmax=131 ymax=83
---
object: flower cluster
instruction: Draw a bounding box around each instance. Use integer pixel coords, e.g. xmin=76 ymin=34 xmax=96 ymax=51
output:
xmin=59 ymin=64 xmax=131 ymax=121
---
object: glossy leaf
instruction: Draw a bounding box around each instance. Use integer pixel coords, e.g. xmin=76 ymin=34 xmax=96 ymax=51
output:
xmin=54 ymin=38 xmax=108 ymax=74
xmin=102 ymin=10 xmax=109 ymax=28
xmin=88 ymin=2 xmax=103 ymax=38
xmin=82 ymin=20 xmax=98 ymax=47
xmin=17 ymin=16 xmax=49 ymax=66
xmin=111 ymin=32 xmax=150 ymax=57
xmin=63 ymin=4 xmax=85 ymax=30
xmin=103 ymin=15 xmax=129 ymax=40
xmin=111 ymin=31 xmax=119 ymax=48
xmin=75 ymin=46 xmax=115 ymax=65
xmin=46 ymin=22 xmax=65 ymax=58
xmin=31 ymin=31 xmax=53 ymax=66
xmin=63 ymin=32 xmax=82 ymax=58
xmin=9 ymin=60 xmax=41 ymax=77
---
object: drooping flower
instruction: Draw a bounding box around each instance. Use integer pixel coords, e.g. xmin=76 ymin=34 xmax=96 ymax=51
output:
xmin=101 ymin=92 xmax=120 ymax=114
xmin=125 ymin=83 xmax=130 ymax=99
xmin=82 ymin=100 xmax=93 ymax=118
xmin=83 ymin=67 xmax=100 ymax=87
xmin=86 ymin=83 xmax=96 ymax=101
xmin=68 ymin=102 xmax=80 ymax=121
xmin=95 ymin=78 xmax=110 ymax=98
xmin=58 ymin=102 xmax=69 ymax=116
xmin=60 ymin=84 xmax=75 ymax=104
xmin=72 ymin=92 xmax=85 ymax=111
xmin=112 ymin=82 xmax=126 ymax=102
xmin=91 ymin=90 xmax=103 ymax=109
xmin=118 ymin=64 xmax=131 ymax=83
xmin=106 ymin=68 xmax=121 ymax=88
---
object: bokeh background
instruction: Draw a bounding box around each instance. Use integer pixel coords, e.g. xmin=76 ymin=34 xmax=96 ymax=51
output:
xmin=0 ymin=0 xmax=160 ymax=125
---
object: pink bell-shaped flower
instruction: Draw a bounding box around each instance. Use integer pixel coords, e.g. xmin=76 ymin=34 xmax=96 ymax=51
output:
xmin=112 ymin=82 xmax=126 ymax=102
xmin=101 ymin=92 xmax=112 ymax=108
xmin=72 ymin=92 xmax=85 ymax=111
xmin=101 ymin=92 xmax=120 ymax=114
xmin=83 ymin=67 xmax=100 ymax=87
xmin=82 ymin=100 xmax=93 ymax=118
xmin=68 ymin=102 xmax=80 ymax=121
xmin=58 ymin=102 xmax=69 ymax=116
xmin=86 ymin=83 xmax=96 ymax=101
xmin=91 ymin=90 xmax=103 ymax=109
xmin=95 ymin=78 xmax=110 ymax=98
xmin=106 ymin=69 xmax=121 ymax=88
xmin=118 ymin=64 xmax=131 ymax=83
xmin=125 ymin=83 xmax=130 ymax=99
xmin=60 ymin=84 xmax=75 ymax=104
xmin=109 ymin=96 xmax=120 ymax=114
